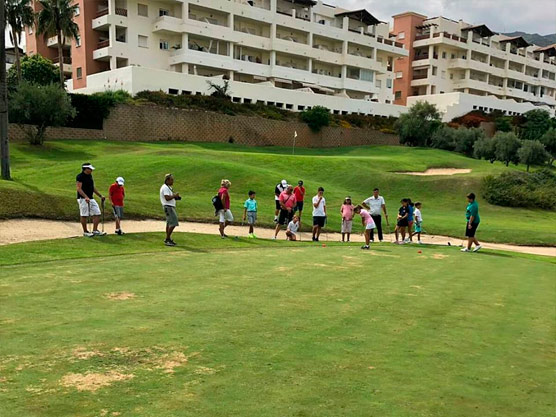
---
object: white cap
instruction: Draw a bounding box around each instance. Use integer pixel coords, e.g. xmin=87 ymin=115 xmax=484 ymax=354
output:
xmin=82 ymin=163 xmax=95 ymax=170
xmin=281 ymin=180 xmax=288 ymax=187
xmin=116 ymin=176 xmax=125 ymax=185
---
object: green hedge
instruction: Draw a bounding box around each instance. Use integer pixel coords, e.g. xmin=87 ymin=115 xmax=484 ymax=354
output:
xmin=67 ymin=90 xmax=132 ymax=130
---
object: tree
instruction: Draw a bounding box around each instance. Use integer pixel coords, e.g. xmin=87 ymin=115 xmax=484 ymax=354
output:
xmin=430 ymin=125 xmax=457 ymax=151
xmin=9 ymin=82 xmax=76 ymax=145
xmin=518 ymin=140 xmax=549 ymax=172
xmin=520 ymin=109 xmax=551 ymax=140
xmin=494 ymin=116 xmax=512 ymax=133
xmin=300 ymin=106 xmax=330 ymax=132
xmin=207 ymin=80 xmax=231 ymax=99
xmin=474 ymin=136 xmax=497 ymax=163
xmin=7 ymin=54 xmax=60 ymax=87
xmin=395 ymin=101 xmax=442 ymax=147
xmin=1 ymin=0 xmax=11 ymax=180
xmin=36 ymin=0 xmax=79 ymax=87
xmin=5 ymin=0 xmax=35 ymax=82
xmin=454 ymin=127 xmax=485 ymax=157
xmin=494 ymin=132 xmax=521 ymax=167
xmin=540 ymin=128 xmax=556 ymax=165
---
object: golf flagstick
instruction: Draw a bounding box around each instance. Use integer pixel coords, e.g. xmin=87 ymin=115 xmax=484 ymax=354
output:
xmin=292 ymin=131 xmax=298 ymax=155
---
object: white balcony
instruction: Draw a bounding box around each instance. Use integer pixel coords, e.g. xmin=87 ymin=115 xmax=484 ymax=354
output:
xmin=47 ymin=36 xmax=71 ymax=48
xmin=152 ymin=15 xmax=183 ymax=34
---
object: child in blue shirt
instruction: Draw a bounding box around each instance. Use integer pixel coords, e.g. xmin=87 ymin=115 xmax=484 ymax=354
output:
xmin=243 ymin=190 xmax=258 ymax=238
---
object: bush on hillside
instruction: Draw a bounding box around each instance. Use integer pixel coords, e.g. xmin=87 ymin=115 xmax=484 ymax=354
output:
xmin=474 ymin=136 xmax=497 ymax=163
xmin=495 ymin=116 xmax=513 ymax=132
xmin=483 ymin=169 xmax=556 ymax=210
xmin=451 ymin=111 xmax=490 ymax=128
xmin=68 ymin=90 xmax=132 ymax=130
xmin=300 ymin=106 xmax=331 ymax=132
xmin=342 ymin=114 xmax=397 ymax=131
xmin=431 ymin=125 xmax=457 ymax=151
xmin=396 ymin=101 xmax=442 ymax=147
xmin=518 ymin=140 xmax=550 ymax=172
xmin=9 ymin=82 xmax=76 ymax=145
xmin=493 ymin=131 xmax=521 ymax=167
xmin=520 ymin=109 xmax=552 ymax=141
xmin=431 ymin=126 xmax=485 ymax=156
xmin=539 ymin=128 xmax=556 ymax=165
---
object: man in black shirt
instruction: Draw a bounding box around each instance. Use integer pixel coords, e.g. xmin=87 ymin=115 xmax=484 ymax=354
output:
xmin=76 ymin=163 xmax=106 ymax=237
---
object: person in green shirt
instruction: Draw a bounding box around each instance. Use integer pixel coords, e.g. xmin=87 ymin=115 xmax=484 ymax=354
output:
xmin=242 ymin=190 xmax=258 ymax=238
xmin=462 ymin=193 xmax=482 ymax=253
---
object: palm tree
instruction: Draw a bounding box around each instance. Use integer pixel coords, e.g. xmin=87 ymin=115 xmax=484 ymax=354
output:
xmin=1 ymin=0 xmax=12 ymax=180
xmin=5 ymin=0 xmax=35 ymax=82
xmin=37 ymin=0 xmax=79 ymax=87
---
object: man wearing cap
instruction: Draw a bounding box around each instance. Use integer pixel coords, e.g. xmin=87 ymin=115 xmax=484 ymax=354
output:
xmin=274 ymin=179 xmax=288 ymax=223
xmin=362 ymin=188 xmax=389 ymax=242
xmin=274 ymin=185 xmax=297 ymax=239
xmin=76 ymin=163 xmax=106 ymax=237
xmin=293 ymin=180 xmax=306 ymax=222
xmin=160 ymin=174 xmax=181 ymax=246
xmin=109 ymin=176 xmax=126 ymax=235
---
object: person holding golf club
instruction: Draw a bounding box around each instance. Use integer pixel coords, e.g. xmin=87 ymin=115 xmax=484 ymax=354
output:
xmin=274 ymin=185 xmax=297 ymax=239
xmin=76 ymin=163 xmax=106 ymax=237
xmin=362 ymin=188 xmax=388 ymax=242
xmin=274 ymin=179 xmax=288 ymax=223
xmin=160 ymin=174 xmax=181 ymax=246
xmin=109 ymin=176 xmax=126 ymax=235
xmin=353 ymin=205 xmax=375 ymax=250
xmin=462 ymin=193 xmax=482 ymax=253
xmin=312 ymin=187 xmax=327 ymax=242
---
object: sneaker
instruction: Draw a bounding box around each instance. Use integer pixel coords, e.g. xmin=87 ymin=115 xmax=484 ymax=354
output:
xmin=404 ymin=238 xmax=410 ymax=243
xmin=115 ymin=229 xmax=125 ymax=235
xmin=461 ymin=248 xmax=470 ymax=252
xmin=361 ymin=245 xmax=370 ymax=250
xmin=92 ymin=230 xmax=106 ymax=236
xmin=165 ymin=240 xmax=176 ymax=247
xmin=272 ymin=236 xmax=277 ymax=240
xmin=417 ymin=240 xmax=423 ymax=245
xmin=473 ymin=245 xmax=482 ymax=252
xmin=83 ymin=231 xmax=94 ymax=237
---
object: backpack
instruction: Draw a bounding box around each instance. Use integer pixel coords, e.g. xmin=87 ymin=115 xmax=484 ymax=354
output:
xmin=212 ymin=195 xmax=224 ymax=213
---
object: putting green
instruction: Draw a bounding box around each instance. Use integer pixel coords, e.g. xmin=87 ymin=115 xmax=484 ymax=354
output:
xmin=0 ymin=233 xmax=554 ymax=417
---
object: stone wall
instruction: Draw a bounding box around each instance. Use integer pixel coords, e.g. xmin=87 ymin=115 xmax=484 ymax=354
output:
xmin=9 ymin=104 xmax=400 ymax=147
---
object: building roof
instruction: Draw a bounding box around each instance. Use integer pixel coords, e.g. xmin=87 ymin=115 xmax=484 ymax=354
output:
xmin=534 ymin=44 xmax=556 ymax=56
xmin=335 ymin=9 xmax=381 ymax=26
xmin=499 ymin=36 xmax=530 ymax=48
xmin=392 ymin=11 xmax=427 ymax=19
xmin=461 ymin=24 xmax=495 ymax=38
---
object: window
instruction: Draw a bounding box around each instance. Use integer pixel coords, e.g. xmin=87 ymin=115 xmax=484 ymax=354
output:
xmin=442 ymin=51 xmax=446 ymax=59
xmin=159 ymin=40 xmax=169 ymax=50
xmin=76 ymin=67 xmax=82 ymax=79
xmin=376 ymin=79 xmax=382 ymax=88
xmin=451 ymin=53 xmax=456 ymax=59
xmin=432 ymin=66 xmax=437 ymax=76
xmin=138 ymin=4 xmax=148 ymax=17
xmin=394 ymin=91 xmax=402 ymax=100
xmin=386 ymin=79 xmax=392 ymax=88
xmin=76 ymin=35 xmax=81 ymax=47
xmin=360 ymin=69 xmax=373 ymax=82
xmin=450 ymin=73 xmax=454 ymax=80
xmin=159 ymin=9 xmax=170 ymax=17
xmin=441 ymin=70 xmax=446 ymax=79
xmin=75 ymin=5 xmax=80 ymax=16
xmin=138 ymin=35 xmax=148 ymax=48
xmin=398 ymin=32 xmax=405 ymax=40
xmin=395 ymin=71 xmax=402 ymax=79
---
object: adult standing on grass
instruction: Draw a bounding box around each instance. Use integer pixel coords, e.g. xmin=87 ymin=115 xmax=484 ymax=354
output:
xmin=274 ymin=185 xmax=297 ymax=239
xmin=160 ymin=174 xmax=181 ymax=247
xmin=76 ymin=163 xmax=106 ymax=237
xmin=293 ymin=180 xmax=306 ymax=221
xmin=218 ymin=179 xmax=233 ymax=238
xmin=362 ymin=188 xmax=388 ymax=242
xmin=462 ymin=193 xmax=482 ymax=253
xmin=312 ymin=187 xmax=327 ymax=242
xmin=109 ymin=176 xmax=125 ymax=235
xmin=274 ymin=179 xmax=288 ymax=223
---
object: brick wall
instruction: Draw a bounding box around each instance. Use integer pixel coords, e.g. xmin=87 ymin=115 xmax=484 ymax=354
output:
xmin=9 ymin=104 xmax=400 ymax=147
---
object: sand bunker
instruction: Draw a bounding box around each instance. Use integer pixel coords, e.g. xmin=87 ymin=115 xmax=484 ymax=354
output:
xmin=398 ymin=168 xmax=472 ymax=176
xmin=60 ymin=371 xmax=134 ymax=392
xmin=105 ymin=292 xmax=136 ymax=301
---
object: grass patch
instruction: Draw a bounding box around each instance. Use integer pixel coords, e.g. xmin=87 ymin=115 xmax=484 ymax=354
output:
xmin=1 ymin=141 xmax=555 ymax=246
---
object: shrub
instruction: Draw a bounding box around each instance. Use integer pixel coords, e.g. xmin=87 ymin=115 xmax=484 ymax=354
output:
xmin=7 ymin=54 xmax=60 ymax=88
xmin=518 ymin=140 xmax=550 ymax=172
xmin=540 ymin=128 xmax=556 ymax=165
xmin=520 ymin=109 xmax=551 ymax=140
xmin=451 ymin=111 xmax=490 ymax=128
xmin=474 ymin=136 xmax=497 ymax=163
xmin=9 ymin=82 xmax=76 ymax=145
xmin=431 ymin=125 xmax=457 ymax=151
xmin=379 ymin=128 xmax=396 ymax=134
xmin=493 ymin=131 xmax=521 ymax=167
xmin=483 ymin=169 xmax=556 ymax=210
xmin=300 ymin=106 xmax=331 ymax=132
xmin=495 ymin=116 xmax=513 ymax=132
xmin=453 ymin=127 xmax=485 ymax=157
xmin=395 ymin=101 xmax=441 ymax=146
xmin=67 ymin=90 xmax=132 ymax=129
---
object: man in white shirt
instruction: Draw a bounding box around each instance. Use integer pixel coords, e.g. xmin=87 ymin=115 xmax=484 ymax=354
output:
xmin=362 ymin=188 xmax=388 ymax=242
xmin=274 ymin=179 xmax=288 ymax=222
xmin=312 ymin=187 xmax=327 ymax=242
xmin=160 ymin=174 xmax=181 ymax=246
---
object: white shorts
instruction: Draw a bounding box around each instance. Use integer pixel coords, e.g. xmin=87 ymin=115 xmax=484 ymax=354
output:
xmin=341 ymin=220 xmax=353 ymax=233
xmin=77 ymin=199 xmax=101 ymax=217
xmin=365 ymin=222 xmax=376 ymax=230
xmin=218 ymin=209 xmax=234 ymax=223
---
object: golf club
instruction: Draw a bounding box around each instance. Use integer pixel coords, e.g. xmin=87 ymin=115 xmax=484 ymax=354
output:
xmin=87 ymin=201 xmax=92 ymax=233
xmin=101 ymin=199 xmax=105 ymax=234
xmin=324 ymin=216 xmax=329 ymax=242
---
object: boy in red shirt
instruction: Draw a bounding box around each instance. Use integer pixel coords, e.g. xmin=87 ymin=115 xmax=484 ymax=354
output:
xmin=108 ymin=176 xmax=125 ymax=235
xmin=293 ymin=180 xmax=306 ymax=222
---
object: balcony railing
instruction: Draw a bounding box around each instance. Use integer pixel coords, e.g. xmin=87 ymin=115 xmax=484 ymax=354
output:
xmin=97 ymin=40 xmax=110 ymax=49
xmin=115 ymin=8 xmax=127 ymax=17
xmin=414 ymin=54 xmax=429 ymax=60
xmin=415 ymin=34 xmax=429 ymax=40
xmin=412 ymin=73 xmax=428 ymax=80
xmin=94 ymin=7 xmax=127 ymax=18
xmin=52 ymin=56 xmax=72 ymax=64
xmin=95 ymin=8 xmax=108 ymax=18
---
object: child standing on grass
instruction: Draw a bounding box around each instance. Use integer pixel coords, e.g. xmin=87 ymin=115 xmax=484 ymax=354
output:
xmin=109 ymin=176 xmax=125 ymax=235
xmin=395 ymin=199 xmax=409 ymax=244
xmin=353 ymin=205 xmax=375 ymax=250
xmin=412 ymin=202 xmax=423 ymax=244
xmin=340 ymin=197 xmax=355 ymax=242
xmin=405 ymin=199 xmax=414 ymax=243
xmin=242 ymin=190 xmax=258 ymax=238
xmin=286 ymin=215 xmax=301 ymax=241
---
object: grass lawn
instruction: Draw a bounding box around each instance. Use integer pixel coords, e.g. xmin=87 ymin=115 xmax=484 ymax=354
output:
xmin=1 ymin=141 xmax=555 ymax=246
xmin=0 ymin=234 xmax=554 ymax=417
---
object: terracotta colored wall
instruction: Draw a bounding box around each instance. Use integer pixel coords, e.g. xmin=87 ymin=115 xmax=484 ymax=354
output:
xmin=25 ymin=0 xmax=56 ymax=60
xmin=392 ymin=13 xmax=426 ymax=106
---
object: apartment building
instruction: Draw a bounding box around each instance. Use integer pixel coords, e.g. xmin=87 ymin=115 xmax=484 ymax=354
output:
xmin=25 ymin=0 xmax=409 ymax=117
xmin=392 ymin=12 xmax=556 ymax=120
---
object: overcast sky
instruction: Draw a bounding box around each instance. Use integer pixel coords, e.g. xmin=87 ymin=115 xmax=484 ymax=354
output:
xmin=334 ymin=0 xmax=556 ymax=35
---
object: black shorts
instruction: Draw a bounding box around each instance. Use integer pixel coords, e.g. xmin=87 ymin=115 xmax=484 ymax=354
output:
xmin=275 ymin=200 xmax=281 ymax=210
xmin=465 ymin=222 xmax=479 ymax=238
xmin=397 ymin=219 xmax=409 ymax=227
xmin=278 ymin=209 xmax=293 ymax=226
xmin=313 ymin=216 xmax=326 ymax=227
xmin=294 ymin=201 xmax=304 ymax=212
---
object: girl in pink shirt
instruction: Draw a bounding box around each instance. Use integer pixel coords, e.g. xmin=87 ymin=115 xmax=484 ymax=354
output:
xmin=340 ymin=197 xmax=355 ymax=242
xmin=354 ymin=205 xmax=376 ymax=250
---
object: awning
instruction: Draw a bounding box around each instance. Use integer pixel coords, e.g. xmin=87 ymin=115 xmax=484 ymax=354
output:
xmin=461 ymin=24 xmax=495 ymax=38
xmin=335 ymin=9 xmax=381 ymax=26
xmin=499 ymin=36 xmax=530 ymax=48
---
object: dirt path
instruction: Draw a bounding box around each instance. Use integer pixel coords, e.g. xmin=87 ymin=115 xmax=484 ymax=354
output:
xmin=0 ymin=219 xmax=554 ymax=257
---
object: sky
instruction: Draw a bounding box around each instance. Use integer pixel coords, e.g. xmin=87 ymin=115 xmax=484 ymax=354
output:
xmin=334 ymin=0 xmax=556 ymax=35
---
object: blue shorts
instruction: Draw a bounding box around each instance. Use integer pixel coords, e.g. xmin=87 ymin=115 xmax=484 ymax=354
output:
xmin=414 ymin=221 xmax=422 ymax=233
